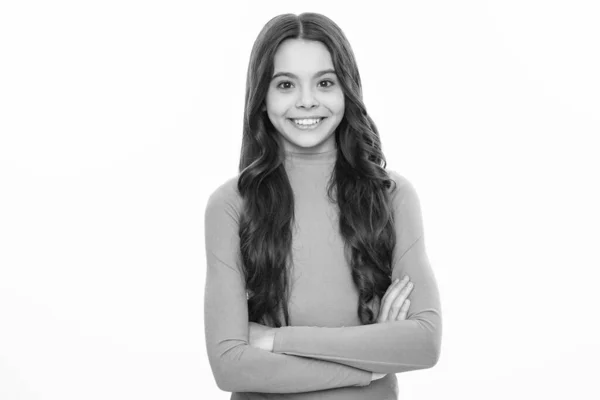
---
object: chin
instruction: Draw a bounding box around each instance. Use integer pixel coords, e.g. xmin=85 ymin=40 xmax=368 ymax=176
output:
xmin=287 ymin=137 xmax=334 ymax=152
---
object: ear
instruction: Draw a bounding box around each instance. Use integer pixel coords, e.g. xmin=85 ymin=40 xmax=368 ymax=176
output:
xmin=261 ymin=104 xmax=267 ymax=112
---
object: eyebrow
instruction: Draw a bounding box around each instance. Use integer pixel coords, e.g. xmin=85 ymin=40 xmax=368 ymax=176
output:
xmin=271 ymin=69 xmax=336 ymax=81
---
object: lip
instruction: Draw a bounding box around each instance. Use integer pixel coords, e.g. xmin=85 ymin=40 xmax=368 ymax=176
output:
xmin=288 ymin=117 xmax=326 ymax=130
xmin=288 ymin=116 xmax=327 ymax=120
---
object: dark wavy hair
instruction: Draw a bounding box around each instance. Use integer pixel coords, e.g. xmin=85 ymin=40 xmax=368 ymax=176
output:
xmin=237 ymin=12 xmax=398 ymax=328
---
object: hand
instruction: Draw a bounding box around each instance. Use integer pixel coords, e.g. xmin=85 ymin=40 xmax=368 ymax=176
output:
xmin=248 ymin=321 xmax=275 ymax=352
xmin=375 ymin=275 xmax=414 ymax=323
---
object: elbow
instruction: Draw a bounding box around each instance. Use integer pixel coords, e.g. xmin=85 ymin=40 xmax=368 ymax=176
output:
xmin=212 ymin=364 xmax=234 ymax=392
xmin=211 ymin=358 xmax=248 ymax=392
xmin=215 ymin=373 xmax=238 ymax=393
xmin=209 ymin=358 xmax=234 ymax=392
xmin=382 ymin=321 xmax=442 ymax=374
xmin=411 ymin=317 xmax=442 ymax=370
xmin=426 ymin=333 xmax=441 ymax=368
xmin=207 ymin=347 xmax=247 ymax=392
xmin=424 ymin=320 xmax=442 ymax=369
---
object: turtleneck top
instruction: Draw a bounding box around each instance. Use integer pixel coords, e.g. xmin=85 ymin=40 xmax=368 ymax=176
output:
xmin=204 ymin=146 xmax=442 ymax=399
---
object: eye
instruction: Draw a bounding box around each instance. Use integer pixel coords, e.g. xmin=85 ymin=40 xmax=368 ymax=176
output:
xmin=276 ymin=81 xmax=293 ymax=90
xmin=319 ymin=80 xmax=335 ymax=88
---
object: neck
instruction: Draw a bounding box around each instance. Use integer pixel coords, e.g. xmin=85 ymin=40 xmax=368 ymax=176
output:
xmin=283 ymin=146 xmax=337 ymax=165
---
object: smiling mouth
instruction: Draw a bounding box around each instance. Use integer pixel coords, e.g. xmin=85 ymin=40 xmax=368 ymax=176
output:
xmin=289 ymin=117 xmax=326 ymax=130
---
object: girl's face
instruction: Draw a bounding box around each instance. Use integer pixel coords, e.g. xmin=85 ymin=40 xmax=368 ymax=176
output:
xmin=265 ymin=39 xmax=345 ymax=154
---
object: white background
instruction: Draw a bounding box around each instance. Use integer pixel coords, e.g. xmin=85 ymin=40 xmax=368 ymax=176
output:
xmin=1 ymin=1 xmax=599 ymax=399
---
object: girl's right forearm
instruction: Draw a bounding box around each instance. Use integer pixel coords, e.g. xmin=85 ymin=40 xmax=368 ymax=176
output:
xmin=208 ymin=340 xmax=372 ymax=392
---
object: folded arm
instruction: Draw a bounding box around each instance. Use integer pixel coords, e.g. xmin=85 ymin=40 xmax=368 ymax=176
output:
xmin=271 ymin=173 xmax=442 ymax=374
xmin=204 ymin=182 xmax=372 ymax=393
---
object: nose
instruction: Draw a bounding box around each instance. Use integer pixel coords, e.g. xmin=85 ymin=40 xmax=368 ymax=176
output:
xmin=295 ymin=86 xmax=319 ymax=109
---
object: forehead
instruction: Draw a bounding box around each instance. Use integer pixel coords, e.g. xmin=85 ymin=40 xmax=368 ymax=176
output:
xmin=273 ymin=39 xmax=334 ymax=74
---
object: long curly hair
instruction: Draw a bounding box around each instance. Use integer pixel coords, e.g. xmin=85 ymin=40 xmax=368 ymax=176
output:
xmin=237 ymin=12 xmax=398 ymax=327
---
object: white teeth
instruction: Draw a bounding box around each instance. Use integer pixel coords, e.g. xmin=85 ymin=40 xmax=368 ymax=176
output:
xmin=293 ymin=118 xmax=322 ymax=125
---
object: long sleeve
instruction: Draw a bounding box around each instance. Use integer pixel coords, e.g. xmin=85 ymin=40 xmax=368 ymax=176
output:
xmin=203 ymin=179 xmax=373 ymax=393
xmin=271 ymin=172 xmax=442 ymax=374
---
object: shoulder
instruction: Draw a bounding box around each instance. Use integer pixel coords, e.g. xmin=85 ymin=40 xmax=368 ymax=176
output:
xmin=386 ymin=169 xmax=421 ymax=207
xmin=385 ymin=169 xmax=425 ymax=237
xmin=386 ymin=169 xmax=414 ymax=190
xmin=204 ymin=175 xmax=243 ymax=221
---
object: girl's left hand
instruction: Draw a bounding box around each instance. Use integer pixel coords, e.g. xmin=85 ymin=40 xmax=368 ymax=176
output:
xmin=376 ymin=275 xmax=413 ymax=323
xmin=248 ymin=321 xmax=275 ymax=352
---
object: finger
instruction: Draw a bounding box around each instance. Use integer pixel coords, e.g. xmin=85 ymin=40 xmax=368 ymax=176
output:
xmin=388 ymin=281 xmax=413 ymax=320
xmin=396 ymin=299 xmax=411 ymax=320
xmin=387 ymin=281 xmax=414 ymax=321
xmin=377 ymin=276 xmax=405 ymax=322
xmin=378 ymin=276 xmax=409 ymax=322
xmin=380 ymin=276 xmax=410 ymax=319
xmin=379 ymin=277 xmax=400 ymax=306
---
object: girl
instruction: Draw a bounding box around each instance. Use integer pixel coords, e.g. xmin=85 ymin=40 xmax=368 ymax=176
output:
xmin=204 ymin=12 xmax=442 ymax=399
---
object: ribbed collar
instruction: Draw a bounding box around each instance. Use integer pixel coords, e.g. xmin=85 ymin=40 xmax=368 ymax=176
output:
xmin=283 ymin=147 xmax=337 ymax=165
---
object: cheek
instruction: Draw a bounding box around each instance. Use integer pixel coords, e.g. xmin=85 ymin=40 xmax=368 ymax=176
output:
xmin=265 ymin=93 xmax=290 ymax=117
xmin=328 ymin=91 xmax=345 ymax=114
